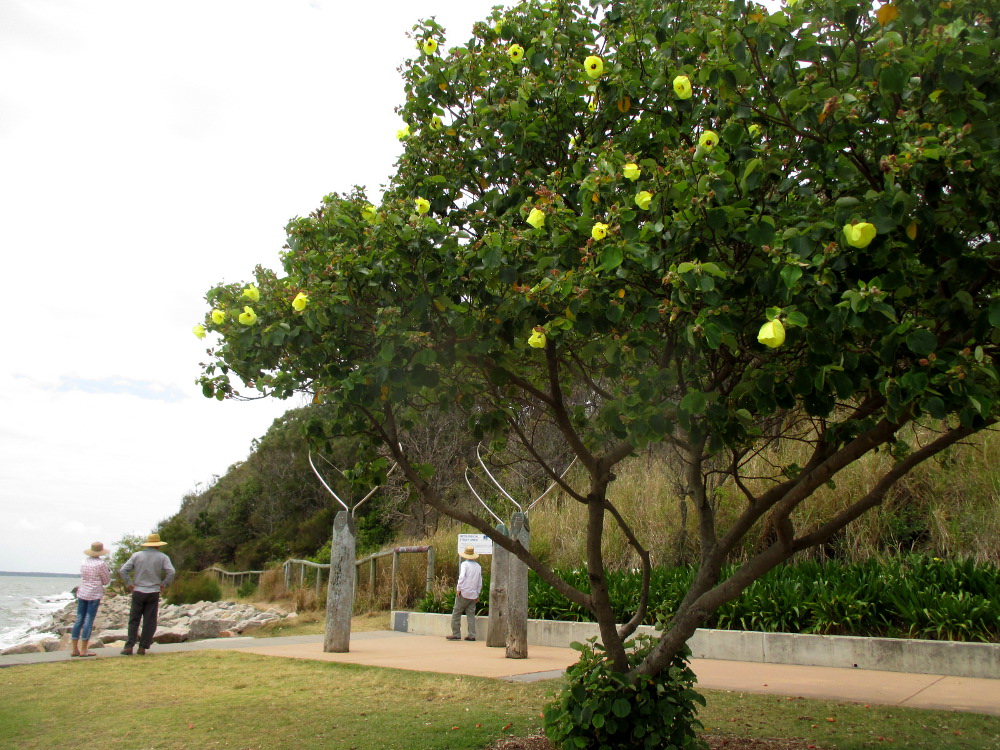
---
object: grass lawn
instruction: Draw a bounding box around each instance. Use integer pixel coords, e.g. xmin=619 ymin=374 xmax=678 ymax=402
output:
xmin=1 ymin=646 xmax=998 ymax=750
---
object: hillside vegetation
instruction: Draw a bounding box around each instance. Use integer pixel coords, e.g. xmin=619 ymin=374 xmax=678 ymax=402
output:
xmin=157 ymin=403 xmax=1000 ymax=599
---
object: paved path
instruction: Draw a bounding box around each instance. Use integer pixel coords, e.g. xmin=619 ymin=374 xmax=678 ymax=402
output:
xmin=3 ymin=630 xmax=998 ymax=716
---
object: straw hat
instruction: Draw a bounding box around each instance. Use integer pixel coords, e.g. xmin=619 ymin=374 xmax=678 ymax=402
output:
xmin=141 ymin=533 xmax=168 ymax=547
xmin=84 ymin=542 xmax=109 ymax=557
xmin=459 ymin=545 xmax=479 ymax=560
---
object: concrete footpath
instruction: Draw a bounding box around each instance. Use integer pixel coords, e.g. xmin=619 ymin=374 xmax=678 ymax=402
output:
xmin=2 ymin=630 xmax=998 ymax=716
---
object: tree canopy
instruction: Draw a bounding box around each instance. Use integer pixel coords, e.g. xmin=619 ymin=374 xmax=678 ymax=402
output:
xmin=197 ymin=0 xmax=1000 ymax=697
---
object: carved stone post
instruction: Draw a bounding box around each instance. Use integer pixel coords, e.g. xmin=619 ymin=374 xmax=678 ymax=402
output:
xmin=487 ymin=522 xmax=509 ymax=648
xmin=506 ymin=512 xmax=529 ymax=659
xmin=324 ymin=510 xmax=356 ymax=653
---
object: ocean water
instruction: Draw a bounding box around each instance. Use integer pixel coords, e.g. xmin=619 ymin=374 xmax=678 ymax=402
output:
xmin=0 ymin=573 xmax=77 ymax=649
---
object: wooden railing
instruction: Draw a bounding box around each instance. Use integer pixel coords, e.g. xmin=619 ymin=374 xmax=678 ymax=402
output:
xmin=208 ymin=545 xmax=434 ymax=611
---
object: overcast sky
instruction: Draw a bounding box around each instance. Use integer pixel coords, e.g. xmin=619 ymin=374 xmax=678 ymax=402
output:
xmin=0 ymin=0 xmax=505 ymax=575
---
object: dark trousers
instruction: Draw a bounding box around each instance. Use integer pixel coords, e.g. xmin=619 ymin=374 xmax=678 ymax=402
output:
xmin=126 ymin=591 xmax=160 ymax=648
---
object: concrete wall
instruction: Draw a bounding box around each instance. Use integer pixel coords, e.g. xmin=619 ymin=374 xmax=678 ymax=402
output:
xmin=391 ymin=611 xmax=1000 ymax=680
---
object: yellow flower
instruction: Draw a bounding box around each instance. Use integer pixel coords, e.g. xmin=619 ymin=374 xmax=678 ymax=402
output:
xmin=698 ymin=130 xmax=719 ymax=151
xmin=748 ymin=123 xmax=762 ymax=138
xmin=528 ymin=328 xmax=547 ymax=348
xmin=757 ymin=319 xmax=786 ymax=348
xmin=635 ymin=191 xmax=653 ymax=210
xmin=414 ymin=197 xmax=430 ymax=214
xmin=361 ymin=204 xmax=378 ymax=223
xmin=397 ymin=124 xmax=410 ymax=140
xmin=584 ymin=55 xmax=604 ymax=79
xmin=587 ymin=99 xmax=597 ymax=112
xmin=507 ymin=44 xmax=524 ymax=63
xmin=526 ymin=207 xmax=545 ymax=229
xmin=211 ymin=309 xmax=226 ymax=325
xmin=192 ymin=324 xmax=206 ymax=339
xmin=843 ymin=222 xmax=877 ymax=248
xmin=422 ymin=39 xmax=438 ymax=55
xmin=238 ymin=306 xmax=258 ymax=326
xmin=623 ymin=163 xmax=641 ymax=181
xmin=292 ymin=292 xmax=309 ymax=311
xmin=672 ymin=75 xmax=692 ymax=99
xmin=429 ymin=115 xmax=442 ymax=130
xmin=591 ymin=222 xmax=609 ymax=240
xmin=876 ymin=3 xmax=899 ymax=25
xmin=242 ymin=285 xmax=260 ymax=302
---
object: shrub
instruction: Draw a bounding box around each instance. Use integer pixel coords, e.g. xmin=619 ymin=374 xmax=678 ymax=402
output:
xmin=544 ymin=636 xmax=706 ymax=750
xmin=236 ymin=579 xmax=258 ymax=598
xmin=165 ymin=572 xmax=222 ymax=605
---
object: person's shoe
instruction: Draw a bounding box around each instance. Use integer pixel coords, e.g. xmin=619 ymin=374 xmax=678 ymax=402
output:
xmin=464 ymin=636 xmax=476 ymax=641
xmin=120 ymin=647 xmax=133 ymax=656
xmin=445 ymin=635 xmax=461 ymax=640
xmin=137 ymin=647 xmax=146 ymax=655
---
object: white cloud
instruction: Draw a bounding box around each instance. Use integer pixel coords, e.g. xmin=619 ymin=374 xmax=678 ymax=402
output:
xmin=0 ymin=0 xmax=503 ymax=574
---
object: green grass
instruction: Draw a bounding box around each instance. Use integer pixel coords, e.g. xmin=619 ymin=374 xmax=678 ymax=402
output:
xmin=0 ymin=652 xmax=997 ymax=750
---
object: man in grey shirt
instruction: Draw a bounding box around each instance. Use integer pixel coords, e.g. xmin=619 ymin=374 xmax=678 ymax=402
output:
xmin=119 ymin=533 xmax=176 ymax=655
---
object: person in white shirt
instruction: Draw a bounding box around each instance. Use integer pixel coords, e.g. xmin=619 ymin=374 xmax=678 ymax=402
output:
xmin=446 ymin=546 xmax=483 ymax=641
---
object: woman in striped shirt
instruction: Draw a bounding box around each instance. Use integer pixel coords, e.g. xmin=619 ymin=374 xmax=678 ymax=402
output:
xmin=70 ymin=542 xmax=112 ymax=657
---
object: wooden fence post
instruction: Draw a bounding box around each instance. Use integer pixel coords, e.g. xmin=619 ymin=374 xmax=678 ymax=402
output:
xmin=425 ymin=546 xmax=435 ymax=595
xmin=324 ymin=510 xmax=356 ymax=653
xmin=506 ymin=512 xmax=529 ymax=659
xmin=390 ymin=550 xmax=400 ymax=612
xmin=487 ymin=522 xmax=509 ymax=648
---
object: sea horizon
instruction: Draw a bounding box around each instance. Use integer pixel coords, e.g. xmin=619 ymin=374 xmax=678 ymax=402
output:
xmin=0 ymin=571 xmax=78 ymax=578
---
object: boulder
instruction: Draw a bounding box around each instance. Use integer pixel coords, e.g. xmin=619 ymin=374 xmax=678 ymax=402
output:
xmin=187 ymin=617 xmax=238 ymax=640
xmin=152 ymin=627 xmax=189 ymax=644
xmin=98 ymin=629 xmax=129 ymax=644
xmin=2 ymin=641 xmax=46 ymax=655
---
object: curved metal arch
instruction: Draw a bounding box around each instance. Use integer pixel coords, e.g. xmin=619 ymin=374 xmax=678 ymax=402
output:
xmin=309 ymin=448 xmax=398 ymax=517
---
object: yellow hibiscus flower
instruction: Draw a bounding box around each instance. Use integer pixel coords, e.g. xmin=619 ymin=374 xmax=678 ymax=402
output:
xmin=843 ymin=222 xmax=877 ymax=248
xmin=672 ymin=75 xmax=692 ymax=99
xmin=584 ymin=55 xmax=604 ymax=79
xmin=238 ymin=306 xmax=258 ymax=326
xmin=526 ymin=207 xmax=545 ymax=228
xmin=757 ymin=319 xmax=786 ymax=348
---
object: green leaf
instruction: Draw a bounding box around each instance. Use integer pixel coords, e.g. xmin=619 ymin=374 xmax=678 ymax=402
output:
xmin=905 ymin=330 xmax=938 ymax=356
xmin=611 ymin=698 xmax=632 ymax=718
xmin=680 ymin=390 xmax=707 ymax=414
xmin=780 ymin=265 xmax=803 ymax=289
xmin=879 ymin=64 xmax=908 ymax=94
xmin=601 ymin=246 xmax=624 ymax=272
xmin=989 ymin=300 xmax=1000 ymax=327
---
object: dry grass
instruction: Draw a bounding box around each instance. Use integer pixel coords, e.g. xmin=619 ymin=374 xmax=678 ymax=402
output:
xmin=391 ymin=426 xmax=1000 ymax=577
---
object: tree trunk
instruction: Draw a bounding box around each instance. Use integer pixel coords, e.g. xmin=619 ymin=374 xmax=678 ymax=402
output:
xmin=324 ymin=510 xmax=355 ymax=653
xmin=487 ymin=522 xmax=509 ymax=648
xmin=505 ymin=513 xmax=529 ymax=659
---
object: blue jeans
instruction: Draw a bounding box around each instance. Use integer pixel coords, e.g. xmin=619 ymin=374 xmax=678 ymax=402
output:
xmin=71 ymin=598 xmax=102 ymax=640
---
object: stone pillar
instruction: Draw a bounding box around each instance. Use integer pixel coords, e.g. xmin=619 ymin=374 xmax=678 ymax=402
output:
xmin=324 ymin=510 xmax=356 ymax=653
xmin=487 ymin=522 xmax=509 ymax=648
xmin=506 ymin=512 xmax=529 ymax=659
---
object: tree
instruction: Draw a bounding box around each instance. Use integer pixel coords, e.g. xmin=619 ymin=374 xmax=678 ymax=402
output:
xmin=198 ymin=0 xmax=1000 ymax=743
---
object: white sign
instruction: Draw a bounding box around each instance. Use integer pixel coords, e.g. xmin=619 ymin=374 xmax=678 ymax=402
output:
xmin=457 ymin=533 xmax=493 ymax=556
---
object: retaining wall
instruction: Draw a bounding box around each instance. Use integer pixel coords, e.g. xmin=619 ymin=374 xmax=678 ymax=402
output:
xmin=391 ymin=611 xmax=1000 ymax=680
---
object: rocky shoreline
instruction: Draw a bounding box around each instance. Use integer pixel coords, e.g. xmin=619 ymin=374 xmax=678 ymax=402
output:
xmin=1 ymin=595 xmax=296 ymax=655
